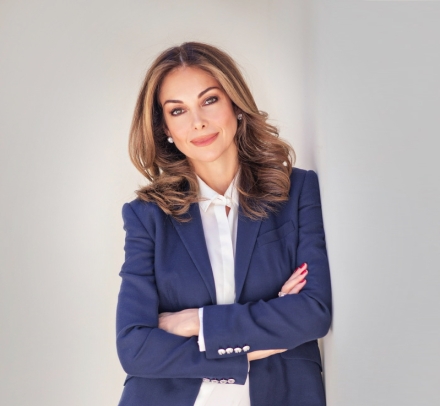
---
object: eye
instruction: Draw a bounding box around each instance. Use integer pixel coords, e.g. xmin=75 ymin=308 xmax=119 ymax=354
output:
xmin=170 ymin=108 xmax=185 ymax=116
xmin=204 ymin=96 xmax=218 ymax=105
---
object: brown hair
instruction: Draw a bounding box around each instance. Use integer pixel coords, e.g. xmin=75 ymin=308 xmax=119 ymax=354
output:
xmin=129 ymin=41 xmax=295 ymax=221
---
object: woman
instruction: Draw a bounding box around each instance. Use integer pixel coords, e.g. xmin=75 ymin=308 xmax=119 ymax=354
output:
xmin=116 ymin=42 xmax=332 ymax=406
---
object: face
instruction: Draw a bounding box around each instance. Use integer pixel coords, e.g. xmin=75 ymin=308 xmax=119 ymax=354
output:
xmin=158 ymin=66 xmax=238 ymax=171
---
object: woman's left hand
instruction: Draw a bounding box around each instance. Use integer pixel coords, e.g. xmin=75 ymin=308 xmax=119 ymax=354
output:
xmin=158 ymin=308 xmax=200 ymax=337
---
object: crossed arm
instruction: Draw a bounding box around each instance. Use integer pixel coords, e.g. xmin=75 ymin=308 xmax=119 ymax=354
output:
xmin=158 ymin=262 xmax=309 ymax=361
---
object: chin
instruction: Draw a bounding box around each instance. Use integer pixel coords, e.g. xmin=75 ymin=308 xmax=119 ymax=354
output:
xmin=196 ymin=155 xmax=224 ymax=163
xmin=188 ymin=150 xmax=225 ymax=163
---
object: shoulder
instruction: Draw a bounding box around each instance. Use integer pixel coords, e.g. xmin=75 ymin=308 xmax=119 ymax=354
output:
xmin=123 ymin=197 xmax=162 ymax=216
xmin=290 ymin=166 xmax=308 ymax=183
xmin=259 ymin=167 xmax=317 ymax=223
xmin=289 ymin=166 xmax=319 ymax=182
xmin=121 ymin=198 xmax=167 ymax=234
xmin=289 ymin=167 xmax=319 ymax=196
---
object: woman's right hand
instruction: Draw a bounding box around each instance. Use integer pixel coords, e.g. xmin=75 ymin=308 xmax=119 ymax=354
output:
xmin=278 ymin=262 xmax=308 ymax=296
xmin=247 ymin=263 xmax=308 ymax=362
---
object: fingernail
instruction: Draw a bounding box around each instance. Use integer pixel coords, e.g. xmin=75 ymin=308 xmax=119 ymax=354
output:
xmin=300 ymin=269 xmax=307 ymax=275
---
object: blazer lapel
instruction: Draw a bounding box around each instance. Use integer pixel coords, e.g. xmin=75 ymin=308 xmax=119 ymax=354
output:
xmin=170 ymin=204 xmax=217 ymax=304
xmin=235 ymin=208 xmax=262 ymax=302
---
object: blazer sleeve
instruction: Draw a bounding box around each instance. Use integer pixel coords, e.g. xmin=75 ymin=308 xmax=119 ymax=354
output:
xmin=116 ymin=202 xmax=249 ymax=383
xmin=202 ymin=170 xmax=332 ymax=359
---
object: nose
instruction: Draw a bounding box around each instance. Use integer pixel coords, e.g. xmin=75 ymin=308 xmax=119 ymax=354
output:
xmin=192 ymin=110 xmax=207 ymax=130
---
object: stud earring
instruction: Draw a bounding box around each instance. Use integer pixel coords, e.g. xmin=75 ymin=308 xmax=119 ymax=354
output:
xmin=237 ymin=113 xmax=243 ymax=121
xmin=167 ymin=136 xmax=174 ymax=143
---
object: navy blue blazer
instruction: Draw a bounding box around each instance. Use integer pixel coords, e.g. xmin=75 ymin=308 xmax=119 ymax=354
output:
xmin=116 ymin=167 xmax=332 ymax=406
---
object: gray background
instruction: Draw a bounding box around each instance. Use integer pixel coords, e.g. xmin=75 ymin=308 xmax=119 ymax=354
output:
xmin=1 ymin=1 xmax=439 ymax=405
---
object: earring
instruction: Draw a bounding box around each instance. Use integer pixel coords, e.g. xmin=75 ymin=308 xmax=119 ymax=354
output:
xmin=167 ymin=136 xmax=174 ymax=143
xmin=237 ymin=113 xmax=243 ymax=121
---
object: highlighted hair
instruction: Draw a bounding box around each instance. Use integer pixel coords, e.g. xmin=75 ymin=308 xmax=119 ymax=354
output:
xmin=129 ymin=42 xmax=295 ymax=221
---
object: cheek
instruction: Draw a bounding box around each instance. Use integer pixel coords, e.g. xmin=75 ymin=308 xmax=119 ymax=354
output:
xmin=223 ymin=115 xmax=238 ymax=139
xmin=165 ymin=120 xmax=192 ymax=156
xmin=210 ymin=110 xmax=237 ymax=136
xmin=166 ymin=118 xmax=190 ymax=141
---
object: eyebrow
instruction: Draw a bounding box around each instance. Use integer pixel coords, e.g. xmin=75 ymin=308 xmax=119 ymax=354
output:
xmin=162 ymin=86 xmax=220 ymax=106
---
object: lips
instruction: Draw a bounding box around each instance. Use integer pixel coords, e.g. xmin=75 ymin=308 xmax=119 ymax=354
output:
xmin=191 ymin=133 xmax=218 ymax=147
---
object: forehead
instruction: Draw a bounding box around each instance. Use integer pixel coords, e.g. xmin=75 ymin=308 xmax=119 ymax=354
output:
xmin=159 ymin=66 xmax=221 ymax=102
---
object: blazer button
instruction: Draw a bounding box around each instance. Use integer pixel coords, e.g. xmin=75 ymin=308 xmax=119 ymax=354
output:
xmin=225 ymin=347 xmax=234 ymax=354
xmin=242 ymin=345 xmax=250 ymax=352
xmin=228 ymin=379 xmax=235 ymax=384
xmin=202 ymin=378 xmax=211 ymax=383
xmin=211 ymin=379 xmax=219 ymax=384
xmin=234 ymin=347 xmax=242 ymax=353
xmin=220 ymin=379 xmax=227 ymax=384
xmin=218 ymin=349 xmax=226 ymax=355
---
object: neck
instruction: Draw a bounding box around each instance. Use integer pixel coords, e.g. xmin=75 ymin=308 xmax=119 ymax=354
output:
xmin=191 ymin=158 xmax=239 ymax=195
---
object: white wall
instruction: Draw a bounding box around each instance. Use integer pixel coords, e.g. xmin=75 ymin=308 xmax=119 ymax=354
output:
xmin=0 ymin=1 xmax=306 ymax=404
xmin=2 ymin=1 xmax=440 ymax=405
xmin=311 ymin=2 xmax=440 ymax=406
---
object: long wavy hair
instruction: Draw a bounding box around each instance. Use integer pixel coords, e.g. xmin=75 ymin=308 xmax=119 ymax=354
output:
xmin=129 ymin=42 xmax=295 ymax=221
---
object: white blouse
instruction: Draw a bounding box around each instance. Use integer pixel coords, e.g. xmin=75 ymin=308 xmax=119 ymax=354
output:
xmin=193 ymin=174 xmax=251 ymax=406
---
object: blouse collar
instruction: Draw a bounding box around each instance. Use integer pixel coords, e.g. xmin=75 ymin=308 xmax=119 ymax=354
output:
xmin=196 ymin=172 xmax=240 ymax=212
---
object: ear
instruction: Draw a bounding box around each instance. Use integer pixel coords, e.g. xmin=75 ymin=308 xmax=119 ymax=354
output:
xmin=163 ymin=126 xmax=170 ymax=137
xmin=233 ymin=103 xmax=240 ymax=115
